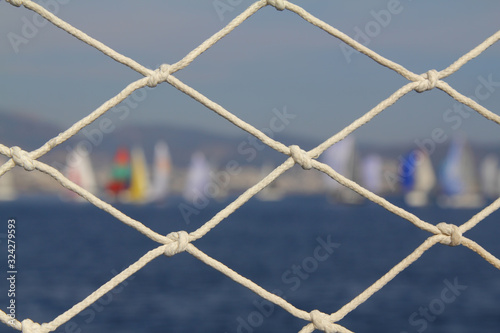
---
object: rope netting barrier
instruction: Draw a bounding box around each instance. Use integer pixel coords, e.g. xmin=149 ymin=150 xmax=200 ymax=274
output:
xmin=1 ymin=0 xmax=500 ymax=332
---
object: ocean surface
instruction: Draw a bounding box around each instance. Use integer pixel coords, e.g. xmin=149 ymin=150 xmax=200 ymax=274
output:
xmin=1 ymin=195 xmax=499 ymax=333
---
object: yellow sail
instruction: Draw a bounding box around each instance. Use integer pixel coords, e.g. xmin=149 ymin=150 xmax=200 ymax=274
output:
xmin=129 ymin=146 xmax=150 ymax=203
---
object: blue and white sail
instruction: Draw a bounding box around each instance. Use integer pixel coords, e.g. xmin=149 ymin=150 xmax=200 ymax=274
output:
xmin=400 ymin=149 xmax=436 ymax=207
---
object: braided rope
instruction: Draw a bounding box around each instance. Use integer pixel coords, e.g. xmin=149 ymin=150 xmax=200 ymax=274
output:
xmin=1 ymin=1 xmax=499 ymax=332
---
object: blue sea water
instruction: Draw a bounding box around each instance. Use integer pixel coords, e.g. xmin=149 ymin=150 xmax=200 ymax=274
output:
xmin=1 ymin=195 xmax=499 ymax=333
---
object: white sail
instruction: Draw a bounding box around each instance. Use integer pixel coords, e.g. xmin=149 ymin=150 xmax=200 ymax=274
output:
xmin=480 ymin=154 xmax=500 ymax=200
xmin=321 ymin=136 xmax=363 ymax=204
xmin=0 ymin=156 xmax=17 ymax=201
xmin=183 ymin=151 xmax=211 ymax=203
xmin=438 ymin=137 xmax=483 ymax=208
xmin=148 ymin=141 xmax=172 ymax=202
xmin=63 ymin=149 xmax=97 ymax=201
xmin=361 ymin=154 xmax=383 ymax=194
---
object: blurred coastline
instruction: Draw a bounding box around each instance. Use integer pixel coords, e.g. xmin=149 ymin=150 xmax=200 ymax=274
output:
xmin=0 ymin=110 xmax=499 ymax=206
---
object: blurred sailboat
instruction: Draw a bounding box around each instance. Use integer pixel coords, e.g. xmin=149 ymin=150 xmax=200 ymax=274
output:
xmin=0 ymin=156 xmax=17 ymax=201
xmin=148 ymin=141 xmax=172 ymax=203
xmin=129 ymin=145 xmax=150 ymax=203
xmin=438 ymin=137 xmax=484 ymax=208
xmin=183 ymin=151 xmax=211 ymax=203
xmin=479 ymin=154 xmax=500 ymax=200
xmin=321 ymin=136 xmax=363 ymax=204
xmin=106 ymin=147 xmax=131 ymax=199
xmin=400 ymin=149 xmax=436 ymax=207
xmin=361 ymin=154 xmax=383 ymax=195
xmin=63 ymin=149 xmax=97 ymax=202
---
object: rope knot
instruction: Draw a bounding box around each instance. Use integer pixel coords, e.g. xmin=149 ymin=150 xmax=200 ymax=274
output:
xmin=22 ymin=319 xmax=42 ymax=333
xmin=310 ymin=310 xmax=337 ymax=333
xmin=6 ymin=0 xmax=25 ymax=7
xmin=289 ymin=145 xmax=312 ymax=170
xmin=147 ymin=64 xmax=171 ymax=87
xmin=164 ymin=231 xmax=189 ymax=256
xmin=10 ymin=146 xmax=35 ymax=171
xmin=436 ymin=222 xmax=462 ymax=246
xmin=415 ymin=69 xmax=439 ymax=93
xmin=267 ymin=0 xmax=286 ymax=11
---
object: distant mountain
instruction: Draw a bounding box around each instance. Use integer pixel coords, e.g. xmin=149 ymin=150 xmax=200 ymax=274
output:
xmin=0 ymin=110 xmax=63 ymax=151
xmin=0 ymin=110 xmax=318 ymax=168
xmin=65 ymin=122 xmax=320 ymax=168
xmin=2 ymin=110 xmax=498 ymax=171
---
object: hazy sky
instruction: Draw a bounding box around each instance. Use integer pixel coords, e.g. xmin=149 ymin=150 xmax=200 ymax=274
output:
xmin=1 ymin=0 xmax=499 ymax=147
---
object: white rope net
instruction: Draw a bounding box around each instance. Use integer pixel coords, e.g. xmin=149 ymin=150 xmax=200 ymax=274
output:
xmin=1 ymin=1 xmax=499 ymax=332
